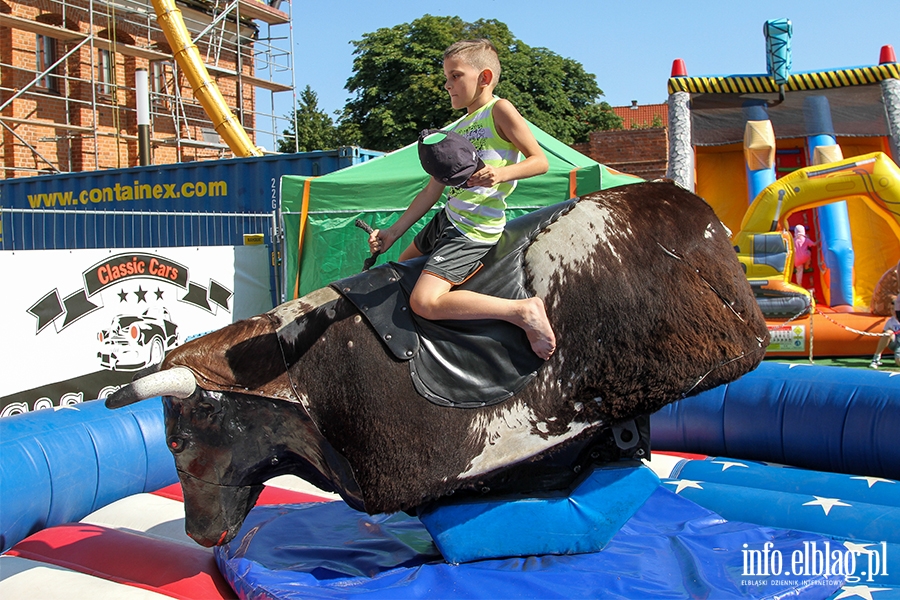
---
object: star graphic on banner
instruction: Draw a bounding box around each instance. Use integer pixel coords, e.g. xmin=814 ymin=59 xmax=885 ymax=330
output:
xmin=833 ymin=584 xmax=893 ymax=599
xmin=850 ymin=476 xmax=895 ymax=488
xmin=118 ymin=289 xmax=129 ymax=302
xmin=154 ymin=288 xmax=165 ymax=300
xmin=664 ymin=479 xmax=703 ymax=494
xmin=802 ymin=496 xmax=851 ymax=515
xmin=711 ymin=460 xmax=748 ymax=471
xmin=134 ymin=286 xmax=148 ymax=303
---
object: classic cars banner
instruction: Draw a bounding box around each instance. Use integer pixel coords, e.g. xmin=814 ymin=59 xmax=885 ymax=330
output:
xmin=0 ymin=246 xmax=272 ymax=417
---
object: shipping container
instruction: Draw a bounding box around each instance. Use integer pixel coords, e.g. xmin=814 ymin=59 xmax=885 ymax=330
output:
xmin=0 ymin=147 xmax=382 ymax=251
xmin=0 ymin=147 xmax=381 ymax=305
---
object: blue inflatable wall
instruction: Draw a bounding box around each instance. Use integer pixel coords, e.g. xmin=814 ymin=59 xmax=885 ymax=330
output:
xmin=0 ymin=398 xmax=175 ymax=552
xmin=651 ymin=361 xmax=900 ymax=480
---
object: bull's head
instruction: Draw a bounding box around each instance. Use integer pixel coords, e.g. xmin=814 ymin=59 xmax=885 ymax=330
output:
xmin=106 ymin=365 xmax=360 ymax=547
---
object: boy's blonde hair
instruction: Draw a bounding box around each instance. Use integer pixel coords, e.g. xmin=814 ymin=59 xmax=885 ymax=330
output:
xmin=444 ymin=39 xmax=501 ymax=82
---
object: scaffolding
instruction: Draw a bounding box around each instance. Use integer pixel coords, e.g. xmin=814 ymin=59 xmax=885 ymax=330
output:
xmin=0 ymin=0 xmax=297 ymax=177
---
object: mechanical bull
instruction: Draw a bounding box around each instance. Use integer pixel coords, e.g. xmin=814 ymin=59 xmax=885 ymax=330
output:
xmin=107 ymin=181 xmax=769 ymax=548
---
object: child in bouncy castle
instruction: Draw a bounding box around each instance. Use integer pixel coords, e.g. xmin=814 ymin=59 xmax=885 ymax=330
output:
xmin=870 ymin=294 xmax=900 ymax=370
xmin=792 ymin=224 xmax=817 ymax=286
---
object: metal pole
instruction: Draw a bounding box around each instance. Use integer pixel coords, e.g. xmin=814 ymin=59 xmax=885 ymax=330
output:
xmin=136 ymin=68 xmax=152 ymax=166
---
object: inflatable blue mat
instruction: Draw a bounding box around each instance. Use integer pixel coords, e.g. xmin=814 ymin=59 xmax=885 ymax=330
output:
xmin=659 ymin=457 xmax=900 ymax=592
xmin=666 ymin=457 xmax=900 ymax=544
xmin=214 ymin=486 xmax=843 ymax=599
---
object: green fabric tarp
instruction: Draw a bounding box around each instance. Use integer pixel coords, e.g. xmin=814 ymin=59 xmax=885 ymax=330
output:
xmin=280 ymin=123 xmax=642 ymax=299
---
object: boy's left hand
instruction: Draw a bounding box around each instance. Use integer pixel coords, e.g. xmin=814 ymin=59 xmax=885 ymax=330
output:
xmin=467 ymin=165 xmax=503 ymax=188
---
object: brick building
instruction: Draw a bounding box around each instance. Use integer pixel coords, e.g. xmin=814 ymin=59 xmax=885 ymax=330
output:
xmin=573 ymin=102 xmax=669 ymax=180
xmin=1 ymin=0 xmax=292 ymax=177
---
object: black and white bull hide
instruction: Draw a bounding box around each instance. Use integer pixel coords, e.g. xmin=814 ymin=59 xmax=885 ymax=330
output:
xmin=107 ymin=181 xmax=769 ymax=548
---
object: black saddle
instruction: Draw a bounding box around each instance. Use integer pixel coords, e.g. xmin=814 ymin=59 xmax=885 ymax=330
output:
xmin=332 ymin=199 xmax=576 ymax=407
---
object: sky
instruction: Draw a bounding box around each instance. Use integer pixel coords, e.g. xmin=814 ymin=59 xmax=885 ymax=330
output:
xmin=257 ymin=0 xmax=899 ymax=150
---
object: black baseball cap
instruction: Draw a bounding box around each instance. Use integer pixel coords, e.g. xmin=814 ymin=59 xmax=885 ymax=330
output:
xmin=417 ymin=129 xmax=486 ymax=188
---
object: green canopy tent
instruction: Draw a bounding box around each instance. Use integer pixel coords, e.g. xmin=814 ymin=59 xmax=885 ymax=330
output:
xmin=280 ymin=123 xmax=642 ymax=299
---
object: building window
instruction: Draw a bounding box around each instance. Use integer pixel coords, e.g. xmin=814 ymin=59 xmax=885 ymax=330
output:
xmin=98 ymin=48 xmax=114 ymax=95
xmin=150 ymin=60 xmax=174 ymax=107
xmin=150 ymin=60 xmax=170 ymax=94
xmin=35 ymin=35 xmax=59 ymax=92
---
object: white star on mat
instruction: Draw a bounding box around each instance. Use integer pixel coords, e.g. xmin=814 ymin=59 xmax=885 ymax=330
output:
xmin=850 ymin=476 xmax=895 ymax=488
xmin=833 ymin=585 xmax=893 ymax=600
xmin=664 ymin=479 xmax=703 ymax=494
xmin=802 ymin=496 xmax=851 ymax=515
xmin=711 ymin=460 xmax=748 ymax=471
xmin=52 ymin=404 xmax=81 ymax=412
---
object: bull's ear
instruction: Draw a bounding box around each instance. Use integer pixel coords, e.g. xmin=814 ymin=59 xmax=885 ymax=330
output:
xmin=197 ymin=395 xmax=224 ymax=417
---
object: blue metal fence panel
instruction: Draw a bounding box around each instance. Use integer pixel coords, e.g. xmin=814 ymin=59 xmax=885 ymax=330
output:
xmin=2 ymin=209 xmax=276 ymax=251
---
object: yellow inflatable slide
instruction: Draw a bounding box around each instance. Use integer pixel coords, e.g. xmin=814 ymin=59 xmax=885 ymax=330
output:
xmin=732 ymin=151 xmax=900 ymax=356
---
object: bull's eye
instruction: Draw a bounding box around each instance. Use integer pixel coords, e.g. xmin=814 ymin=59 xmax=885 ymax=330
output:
xmin=168 ymin=437 xmax=185 ymax=453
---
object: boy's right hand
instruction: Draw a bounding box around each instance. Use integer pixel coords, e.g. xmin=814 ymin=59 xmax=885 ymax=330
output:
xmin=369 ymin=227 xmax=398 ymax=254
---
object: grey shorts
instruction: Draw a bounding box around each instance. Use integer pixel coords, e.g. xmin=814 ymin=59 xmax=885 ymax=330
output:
xmin=414 ymin=210 xmax=495 ymax=285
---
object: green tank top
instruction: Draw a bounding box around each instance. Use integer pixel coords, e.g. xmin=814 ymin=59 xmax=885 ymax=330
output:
xmin=444 ymin=97 xmax=522 ymax=243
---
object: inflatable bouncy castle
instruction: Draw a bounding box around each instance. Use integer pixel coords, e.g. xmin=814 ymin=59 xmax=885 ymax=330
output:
xmin=667 ymin=21 xmax=900 ymax=357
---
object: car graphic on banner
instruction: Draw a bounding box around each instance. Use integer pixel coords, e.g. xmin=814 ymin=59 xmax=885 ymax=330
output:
xmin=97 ymin=308 xmax=180 ymax=371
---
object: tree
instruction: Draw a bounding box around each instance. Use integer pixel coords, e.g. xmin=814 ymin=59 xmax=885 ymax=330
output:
xmin=340 ymin=15 xmax=621 ymax=151
xmin=278 ymin=86 xmax=338 ymax=153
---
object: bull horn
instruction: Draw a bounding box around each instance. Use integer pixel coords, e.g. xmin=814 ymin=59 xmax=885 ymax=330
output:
xmin=105 ymin=367 xmax=198 ymax=409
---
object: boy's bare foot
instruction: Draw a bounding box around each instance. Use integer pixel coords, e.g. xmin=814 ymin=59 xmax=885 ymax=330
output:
xmin=519 ymin=297 xmax=556 ymax=360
